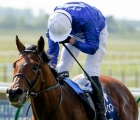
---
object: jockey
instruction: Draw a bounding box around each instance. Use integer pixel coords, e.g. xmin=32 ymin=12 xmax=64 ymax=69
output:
xmin=46 ymin=2 xmax=108 ymax=120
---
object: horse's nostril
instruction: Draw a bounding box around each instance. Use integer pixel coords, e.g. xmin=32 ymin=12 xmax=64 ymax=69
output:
xmin=15 ymin=88 xmax=23 ymax=96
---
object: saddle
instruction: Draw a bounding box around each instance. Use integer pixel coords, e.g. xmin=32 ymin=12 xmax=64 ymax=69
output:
xmin=57 ymin=72 xmax=119 ymax=120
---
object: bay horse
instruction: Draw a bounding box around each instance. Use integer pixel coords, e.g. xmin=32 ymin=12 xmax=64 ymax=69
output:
xmin=6 ymin=36 xmax=138 ymax=120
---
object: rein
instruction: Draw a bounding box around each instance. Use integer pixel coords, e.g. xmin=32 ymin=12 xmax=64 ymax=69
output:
xmin=13 ymin=49 xmax=62 ymax=120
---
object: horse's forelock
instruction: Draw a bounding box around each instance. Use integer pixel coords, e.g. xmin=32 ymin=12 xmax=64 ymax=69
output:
xmin=25 ymin=44 xmax=36 ymax=50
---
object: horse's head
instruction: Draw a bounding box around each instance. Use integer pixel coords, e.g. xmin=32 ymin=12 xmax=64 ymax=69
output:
xmin=6 ymin=35 xmax=50 ymax=108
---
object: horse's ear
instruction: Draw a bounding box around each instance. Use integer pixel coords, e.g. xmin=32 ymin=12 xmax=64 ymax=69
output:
xmin=37 ymin=36 xmax=44 ymax=53
xmin=16 ymin=35 xmax=25 ymax=52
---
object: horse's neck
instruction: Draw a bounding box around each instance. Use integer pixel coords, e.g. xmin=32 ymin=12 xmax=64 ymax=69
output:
xmin=43 ymin=64 xmax=57 ymax=86
xmin=30 ymin=64 xmax=60 ymax=119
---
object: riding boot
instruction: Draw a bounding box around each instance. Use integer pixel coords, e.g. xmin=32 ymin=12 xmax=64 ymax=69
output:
xmin=91 ymin=76 xmax=107 ymax=120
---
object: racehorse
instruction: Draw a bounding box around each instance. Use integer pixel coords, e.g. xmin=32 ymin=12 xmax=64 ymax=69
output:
xmin=6 ymin=36 xmax=138 ymax=120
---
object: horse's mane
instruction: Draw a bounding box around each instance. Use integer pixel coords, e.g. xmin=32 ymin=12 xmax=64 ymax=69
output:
xmin=25 ymin=44 xmax=58 ymax=77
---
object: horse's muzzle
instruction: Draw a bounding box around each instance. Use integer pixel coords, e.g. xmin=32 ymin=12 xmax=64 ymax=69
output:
xmin=6 ymin=88 xmax=24 ymax=102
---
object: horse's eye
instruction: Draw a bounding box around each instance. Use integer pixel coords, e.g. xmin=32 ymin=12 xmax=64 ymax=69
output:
xmin=33 ymin=65 xmax=38 ymax=71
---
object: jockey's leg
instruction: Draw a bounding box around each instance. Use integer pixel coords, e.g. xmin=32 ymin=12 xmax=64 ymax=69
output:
xmin=91 ymin=76 xmax=107 ymax=120
xmin=56 ymin=43 xmax=80 ymax=73
xmin=84 ymin=26 xmax=108 ymax=119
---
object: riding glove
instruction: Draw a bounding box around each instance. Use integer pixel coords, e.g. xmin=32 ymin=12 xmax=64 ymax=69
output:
xmin=59 ymin=36 xmax=71 ymax=44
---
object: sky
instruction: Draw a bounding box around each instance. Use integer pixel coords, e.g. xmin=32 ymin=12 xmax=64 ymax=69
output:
xmin=0 ymin=0 xmax=140 ymax=21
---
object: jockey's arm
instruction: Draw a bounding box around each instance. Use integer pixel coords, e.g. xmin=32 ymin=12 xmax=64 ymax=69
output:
xmin=46 ymin=32 xmax=59 ymax=66
xmin=70 ymin=21 xmax=100 ymax=55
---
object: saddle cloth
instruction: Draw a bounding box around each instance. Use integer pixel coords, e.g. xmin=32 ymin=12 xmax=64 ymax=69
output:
xmin=64 ymin=78 xmax=119 ymax=120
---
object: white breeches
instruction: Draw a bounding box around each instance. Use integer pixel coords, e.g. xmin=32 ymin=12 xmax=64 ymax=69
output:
xmin=56 ymin=25 xmax=108 ymax=77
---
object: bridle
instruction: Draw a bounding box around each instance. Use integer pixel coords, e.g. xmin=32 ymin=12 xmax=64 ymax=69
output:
xmin=13 ymin=49 xmax=62 ymax=120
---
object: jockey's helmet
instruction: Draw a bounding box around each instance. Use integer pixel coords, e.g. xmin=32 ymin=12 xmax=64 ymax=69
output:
xmin=48 ymin=10 xmax=72 ymax=42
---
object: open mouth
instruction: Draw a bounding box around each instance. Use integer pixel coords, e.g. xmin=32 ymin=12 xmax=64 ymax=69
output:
xmin=9 ymin=94 xmax=27 ymax=108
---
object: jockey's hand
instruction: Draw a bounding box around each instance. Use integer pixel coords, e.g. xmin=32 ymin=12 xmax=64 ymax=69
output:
xmin=59 ymin=36 xmax=71 ymax=44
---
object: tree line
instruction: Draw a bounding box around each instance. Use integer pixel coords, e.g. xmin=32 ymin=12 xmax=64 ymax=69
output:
xmin=0 ymin=7 xmax=140 ymax=33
